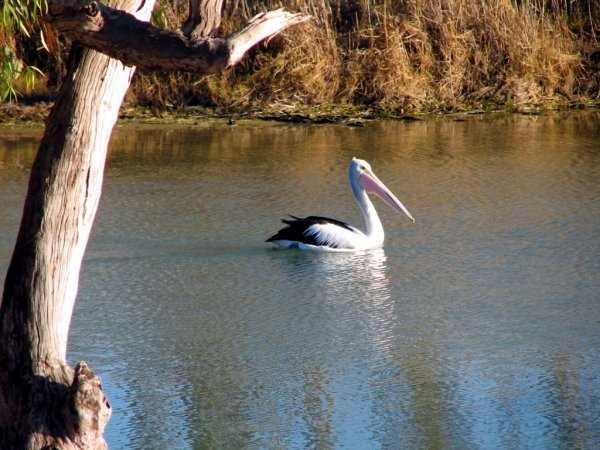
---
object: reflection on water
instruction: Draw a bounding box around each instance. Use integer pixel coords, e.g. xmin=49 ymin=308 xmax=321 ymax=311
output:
xmin=1 ymin=114 xmax=600 ymax=449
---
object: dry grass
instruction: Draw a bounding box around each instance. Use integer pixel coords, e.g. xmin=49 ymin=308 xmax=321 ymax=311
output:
xmin=127 ymin=0 xmax=600 ymax=112
xmin=20 ymin=0 xmax=600 ymax=112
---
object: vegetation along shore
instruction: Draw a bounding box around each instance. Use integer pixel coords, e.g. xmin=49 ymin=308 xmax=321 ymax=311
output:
xmin=2 ymin=0 xmax=600 ymax=122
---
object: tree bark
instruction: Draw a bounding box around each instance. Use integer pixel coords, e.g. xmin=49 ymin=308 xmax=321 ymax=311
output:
xmin=0 ymin=0 xmax=308 ymax=448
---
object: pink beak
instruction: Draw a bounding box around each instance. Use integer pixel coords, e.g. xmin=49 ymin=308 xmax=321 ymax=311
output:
xmin=359 ymin=170 xmax=415 ymax=222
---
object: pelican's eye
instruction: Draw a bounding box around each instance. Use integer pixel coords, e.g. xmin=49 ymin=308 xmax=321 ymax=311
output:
xmin=360 ymin=165 xmax=366 ymax=171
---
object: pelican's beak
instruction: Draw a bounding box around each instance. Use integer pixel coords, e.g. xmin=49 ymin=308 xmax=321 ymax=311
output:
xmin=359 ymin=170 xmax=415 ymax=222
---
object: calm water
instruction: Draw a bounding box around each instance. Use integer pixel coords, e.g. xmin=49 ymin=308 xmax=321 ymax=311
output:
xmin=1 ymin=114 xmax=599 ymax=449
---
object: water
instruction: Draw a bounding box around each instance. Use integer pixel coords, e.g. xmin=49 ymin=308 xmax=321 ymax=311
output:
xmin=1 ymin=114 xmax=599 ymax=449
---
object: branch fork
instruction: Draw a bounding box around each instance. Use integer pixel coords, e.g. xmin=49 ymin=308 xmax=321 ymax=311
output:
xmin=45 ymin=0 xmax=310 ymax=73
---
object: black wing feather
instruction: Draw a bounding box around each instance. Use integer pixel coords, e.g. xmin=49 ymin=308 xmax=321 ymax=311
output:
xmin=266 ymin=215 xmax=355 ymax=247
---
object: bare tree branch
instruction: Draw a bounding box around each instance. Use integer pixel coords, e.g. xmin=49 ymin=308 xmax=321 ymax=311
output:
xmin=45 ymin=1 xmax=310 ymax=74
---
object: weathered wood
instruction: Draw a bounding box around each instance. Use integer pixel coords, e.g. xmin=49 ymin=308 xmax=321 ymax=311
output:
xmin=0 ymin=42 xmax=140 ymax=449
xmin=62 ymin=362 xmax=112 ymax=449
xmin=182 ymin=0 xmax=224 ymax=38
xmin=45 ymin=1 xmax=310 ymax=73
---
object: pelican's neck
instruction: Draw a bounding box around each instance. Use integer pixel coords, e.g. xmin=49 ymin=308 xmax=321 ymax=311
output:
xmin=352 ymin=184 xmax=384 ymax=241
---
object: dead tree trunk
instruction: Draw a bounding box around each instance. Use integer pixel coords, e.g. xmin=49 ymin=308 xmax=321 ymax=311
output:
xmin=0 ymin=43 xmax=142 ymax=450
xmin=0 ymin=1 xmax=308 ymax=448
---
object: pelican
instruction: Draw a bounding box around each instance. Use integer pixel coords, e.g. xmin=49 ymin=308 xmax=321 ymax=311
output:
xmin=267 ymin=158 xmax=415 ymax=251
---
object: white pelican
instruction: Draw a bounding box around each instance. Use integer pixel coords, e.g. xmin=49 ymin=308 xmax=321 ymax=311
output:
xmin=267 ymin=158 xmax=415 ymax=251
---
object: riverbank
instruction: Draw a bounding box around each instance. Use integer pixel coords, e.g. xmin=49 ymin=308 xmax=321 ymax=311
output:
xmin=2 ymin=98 xmax=599 ymax=128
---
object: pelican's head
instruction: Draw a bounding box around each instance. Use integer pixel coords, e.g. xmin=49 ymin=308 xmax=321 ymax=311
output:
xmin=349 ymin=157 xmax=373 ymax=183
xmin=349 ymin=157 xmax=415 ymax=222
